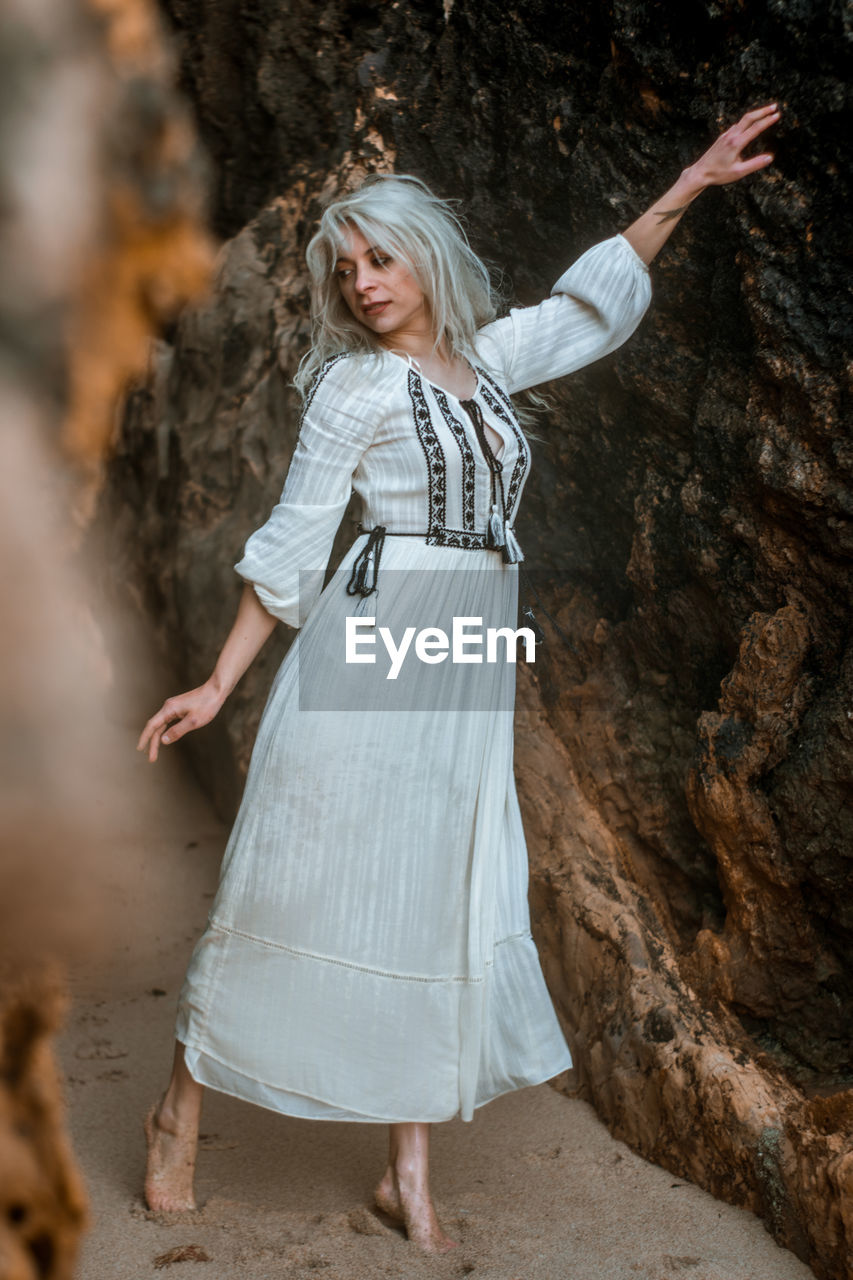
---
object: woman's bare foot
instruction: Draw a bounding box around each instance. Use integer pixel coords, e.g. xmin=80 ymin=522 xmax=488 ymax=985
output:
xmin=373 ymin=1162 xmax=458 ymax=1253
xmin=143 ymin=1097 xmax=198 ymax=1212
xmin=374 ymin=1165 xmax=404 ymax=1221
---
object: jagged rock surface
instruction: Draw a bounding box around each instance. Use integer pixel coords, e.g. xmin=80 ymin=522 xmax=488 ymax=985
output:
xmin=102 ymin=2 xmax=853 ymax=1275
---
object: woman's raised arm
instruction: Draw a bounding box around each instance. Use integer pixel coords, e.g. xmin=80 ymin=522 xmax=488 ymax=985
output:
xmin=620 ymin=102 xmax=781 ymax=265
xmin=137 ymin=582 xmax=278 ymax=763
xmin=475 ymin=101 xmax=781 ymax=394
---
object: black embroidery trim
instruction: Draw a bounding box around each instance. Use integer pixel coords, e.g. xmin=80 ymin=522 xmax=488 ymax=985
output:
xmin=477 ymin=370 xmax=531 ymax=519
xmin=427 ymin=528 xmax=489 ymax=549
xmin=407 ymin=368 xmax=447 ymax=538
xmin=299 ymin=351 xmax=354 ymax=427
xmin=431 ymin=387 xmax=477 ymax=531
xmin=477 ymin=364 xmax=516 ymax=417
xmin=405 ymin=365 xmax=528 ymax=550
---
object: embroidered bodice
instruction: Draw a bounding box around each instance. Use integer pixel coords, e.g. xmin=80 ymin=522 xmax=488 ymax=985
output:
xmin=236 ymin=233 xmax=652 ymax=627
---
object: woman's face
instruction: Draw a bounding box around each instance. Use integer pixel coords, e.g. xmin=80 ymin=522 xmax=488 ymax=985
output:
xmin=334 ymin=223 xmax=430 ymax=344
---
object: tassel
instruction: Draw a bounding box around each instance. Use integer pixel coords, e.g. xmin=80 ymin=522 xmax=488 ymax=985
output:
xmin=501 ymin=523 xmax=524 ymax=564
xmin=487 ymin=502 xmax=505 ymax=551
xmin=487 ymin=501 xmax=524 ymax=564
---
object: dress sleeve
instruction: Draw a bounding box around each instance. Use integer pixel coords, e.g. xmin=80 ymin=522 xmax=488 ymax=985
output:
xmin=234 ymin=354 xmax=377 ymax=628
xmin=474 ymin=233 xmax=652 ymax=394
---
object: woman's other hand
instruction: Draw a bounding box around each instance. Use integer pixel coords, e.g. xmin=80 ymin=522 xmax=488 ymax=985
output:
xmin=137 ymin=680 xmax=225 ymax=763
xmin=137 ymin=583 xmax=280 ymax=764
xmin=620 ymin=102 xmax=781 ymax=265
xmin=685 ymin=102 xmax=780 ymax=189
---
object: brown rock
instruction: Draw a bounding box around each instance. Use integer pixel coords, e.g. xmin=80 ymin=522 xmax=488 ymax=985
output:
xmin=0 ymin=973 xmax=87 ymax=1280
xmin=98 ymin=3 xmax=853 ymax=1277
xmin=0 ymin=0 xmax=213 ymax=1274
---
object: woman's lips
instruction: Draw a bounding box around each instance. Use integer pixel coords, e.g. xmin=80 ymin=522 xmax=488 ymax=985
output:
xmin=362 ymin=301 xmax=389 ymax=317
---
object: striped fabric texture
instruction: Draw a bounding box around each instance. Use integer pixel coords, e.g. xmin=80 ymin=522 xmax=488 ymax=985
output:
xmin=175 ymin=232 xmax=651 ymax=1123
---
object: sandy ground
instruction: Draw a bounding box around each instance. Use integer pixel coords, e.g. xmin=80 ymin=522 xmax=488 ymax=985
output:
xmin=57 ymin=710 xmax=817 ymax=1280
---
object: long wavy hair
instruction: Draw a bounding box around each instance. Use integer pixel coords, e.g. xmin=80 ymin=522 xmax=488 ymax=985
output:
xmin=295 ymin=173 xmax=547 ymax=436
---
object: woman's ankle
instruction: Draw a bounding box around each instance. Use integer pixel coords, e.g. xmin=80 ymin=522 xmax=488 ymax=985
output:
xmin=155 ymin=1090 xmax=200 ymax=1136
xmin=391 ymin=1159 xmax=431 ymax=1191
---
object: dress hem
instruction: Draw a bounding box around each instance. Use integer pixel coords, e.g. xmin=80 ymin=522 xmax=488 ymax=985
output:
xmin=178 ymin=1034 xmax=573 ymax=1125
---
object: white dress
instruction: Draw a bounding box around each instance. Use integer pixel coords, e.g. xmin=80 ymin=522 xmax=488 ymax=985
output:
xmin=175 ymin=233 xmax=651 ymax=1123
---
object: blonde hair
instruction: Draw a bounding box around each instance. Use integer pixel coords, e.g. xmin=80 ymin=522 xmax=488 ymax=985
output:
xmin=295 ymin=173 xmax=498 ymax=396
xmin=295 ymin=172 xmax=548 ymax=439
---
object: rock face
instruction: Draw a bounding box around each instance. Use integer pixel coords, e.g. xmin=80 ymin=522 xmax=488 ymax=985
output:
xmin=103 ymin=2 xmax=853 ymax=1275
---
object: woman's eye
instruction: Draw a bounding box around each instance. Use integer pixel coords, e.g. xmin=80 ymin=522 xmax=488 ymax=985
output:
xmin=336 ymin=268 xmax=353 ymax=280
xmin=372 ymin=255 xmax=390 ymax=267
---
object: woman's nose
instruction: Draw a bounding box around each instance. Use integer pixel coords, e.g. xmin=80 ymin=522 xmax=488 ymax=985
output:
xmin=355 ymin=264 xmax=377 ymax=294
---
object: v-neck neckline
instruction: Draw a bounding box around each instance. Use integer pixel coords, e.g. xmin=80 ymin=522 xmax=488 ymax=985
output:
xmin=384 ymin=347 xmax=480 ymax=402
xmin=383 ymin=349 xmax=507 ymax=460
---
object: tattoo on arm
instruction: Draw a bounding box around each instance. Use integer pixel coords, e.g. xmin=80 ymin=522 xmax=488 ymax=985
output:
xmin=654 ymin=204 xmax=689 ymax=223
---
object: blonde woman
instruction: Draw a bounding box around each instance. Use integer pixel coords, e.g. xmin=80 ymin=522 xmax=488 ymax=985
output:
xmin=139 ymin=104 xmax=779 ymax=1253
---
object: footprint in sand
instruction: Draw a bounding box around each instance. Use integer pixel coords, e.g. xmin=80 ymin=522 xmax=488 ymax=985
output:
xmin=197 ymin=1132 xmax=239 ymax=1151
xmin=75 ymin=1038 xmax=128 ymax=1060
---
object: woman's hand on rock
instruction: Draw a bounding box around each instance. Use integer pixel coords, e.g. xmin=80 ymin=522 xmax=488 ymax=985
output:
xmin=137 ymin=681 xmax=225 ymax=763
xmin=685 ymin=102 xmax=780 ymax=189
xmin=619 ymin=101 xmax=782 ymax=265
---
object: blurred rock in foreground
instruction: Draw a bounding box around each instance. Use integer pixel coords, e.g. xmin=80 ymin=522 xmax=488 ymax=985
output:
xmin=0 ymin=0 xmax=213 ymax=1272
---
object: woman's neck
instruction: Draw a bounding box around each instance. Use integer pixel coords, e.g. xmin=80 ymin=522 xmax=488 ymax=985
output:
xmin=382 ymin=339 xmax=477 ymax=401
xmin=378 ymin=326 xmax=443 ymax=365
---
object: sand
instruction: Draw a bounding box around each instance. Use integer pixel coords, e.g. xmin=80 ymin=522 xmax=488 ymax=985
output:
xmin=57 ymin=712 xmax=817 ymax=1280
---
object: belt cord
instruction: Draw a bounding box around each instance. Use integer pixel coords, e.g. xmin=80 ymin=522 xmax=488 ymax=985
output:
xmin=345 ymin=523 xmax=385 ymax=597
xmin=459 ymin=397 xmax=523 ymax=563
xmin=345 ymin=523 xmax=428 ymax=597
xmin=518 ymin=563 xmax=578 ymax=656
xmin=346 ymin=524 xmax=577 ymax=656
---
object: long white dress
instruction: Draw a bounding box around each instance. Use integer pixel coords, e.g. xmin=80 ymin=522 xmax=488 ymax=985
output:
xmin=174 ymin=233 xmax=651 ymax=1123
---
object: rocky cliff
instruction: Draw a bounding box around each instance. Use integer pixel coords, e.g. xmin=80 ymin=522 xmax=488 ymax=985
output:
xmin=99 ymin=2 xmax=853 ymax=1275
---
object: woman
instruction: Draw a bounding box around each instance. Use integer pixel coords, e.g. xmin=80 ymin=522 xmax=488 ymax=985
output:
xmin=139 ymin=103 xmax=779 ymax=1254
